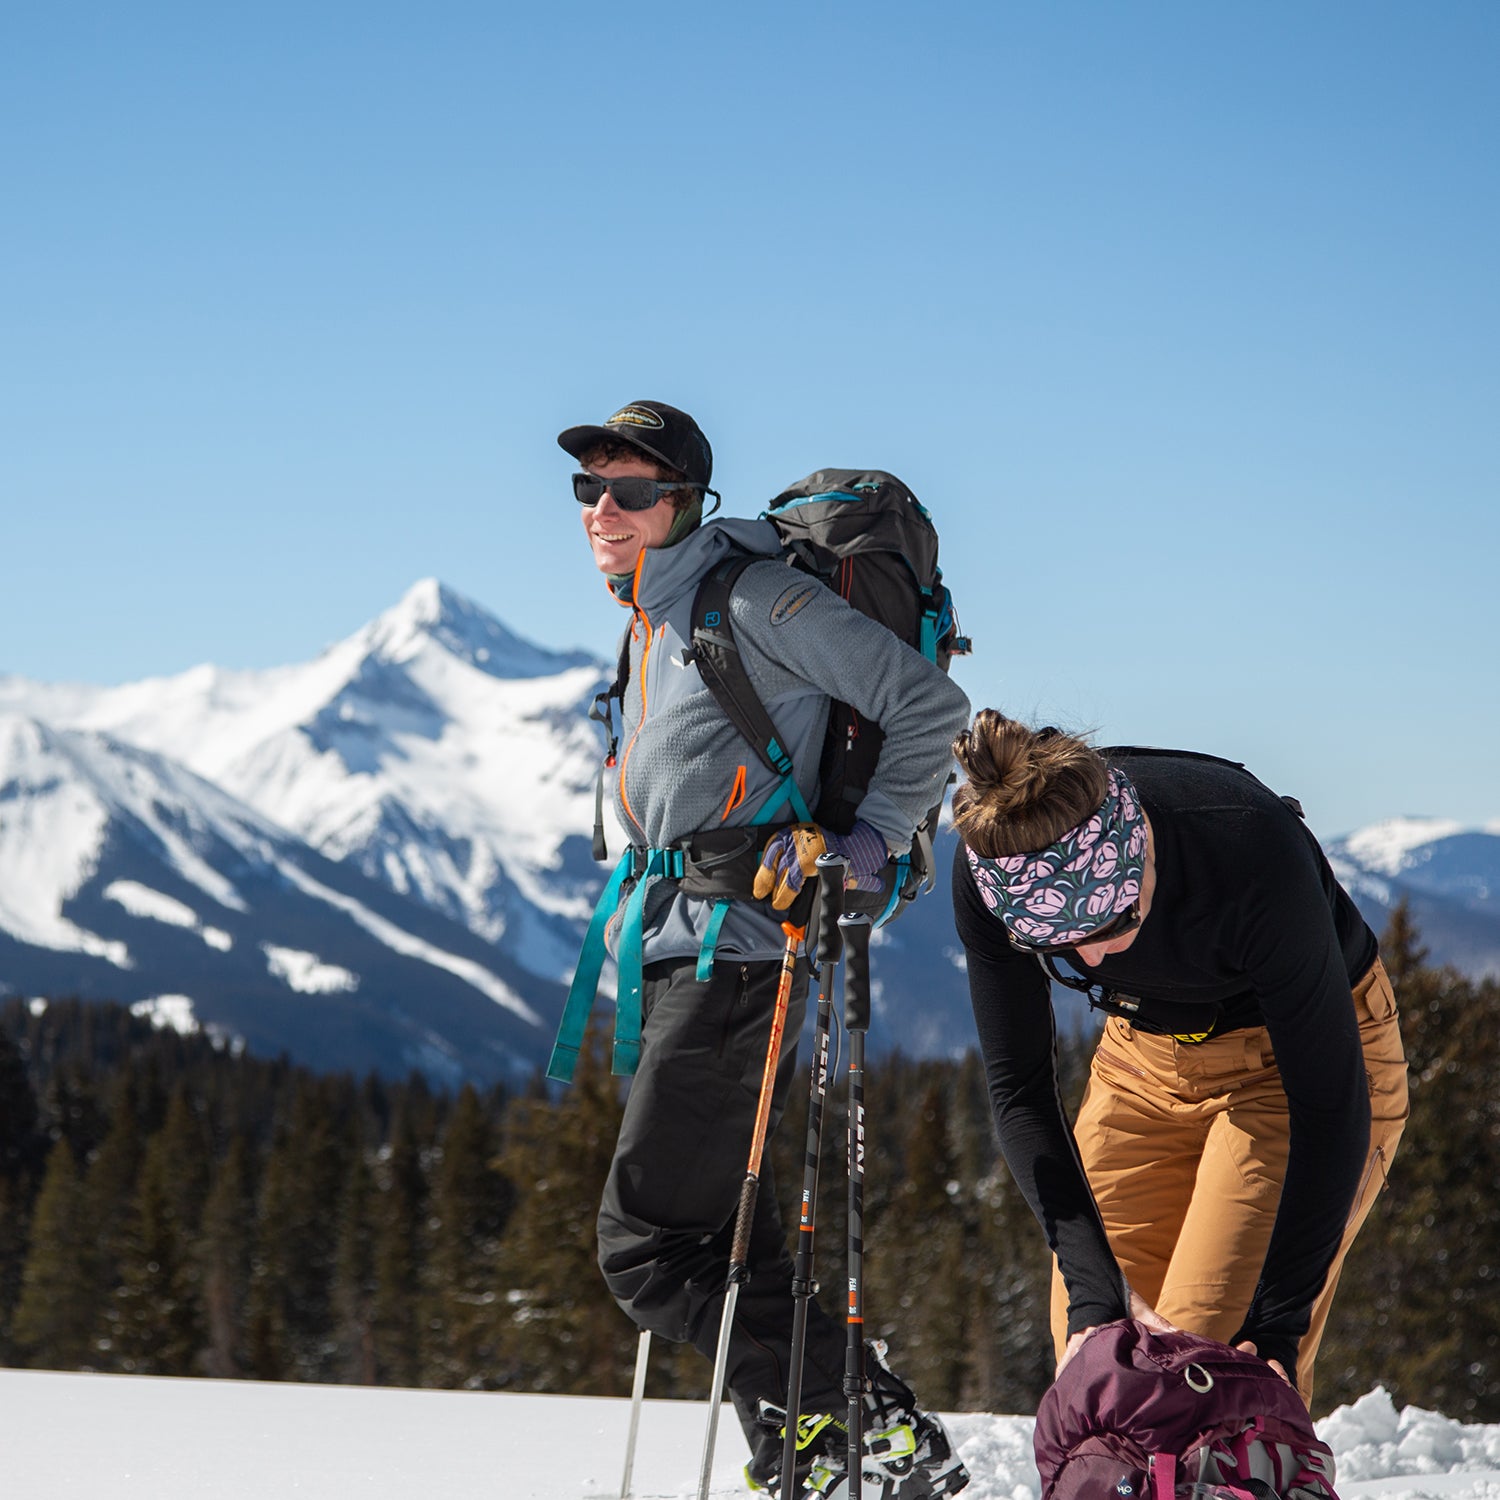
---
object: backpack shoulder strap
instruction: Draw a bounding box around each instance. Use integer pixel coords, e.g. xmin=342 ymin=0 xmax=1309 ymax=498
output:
xmin=1105 ymin=746 xmax=1305 ymax=820
xmin=1104 ymin=744 xmax=1247 ymax=770
xmin=691 ymin=555 xmax=796 ymax=782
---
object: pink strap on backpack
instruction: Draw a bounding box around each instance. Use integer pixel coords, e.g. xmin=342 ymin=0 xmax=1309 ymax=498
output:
xmin=1151 ymin=1450 xmax=1178 ymax=1500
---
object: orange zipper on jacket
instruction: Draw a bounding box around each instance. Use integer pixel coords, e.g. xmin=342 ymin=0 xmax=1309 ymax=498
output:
xmin=720 ymin=765 xmax=748 ymax=822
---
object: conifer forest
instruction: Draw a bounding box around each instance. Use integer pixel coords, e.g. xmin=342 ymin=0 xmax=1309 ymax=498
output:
xmin=0 ymin=907 xmax=1495 ymax=1421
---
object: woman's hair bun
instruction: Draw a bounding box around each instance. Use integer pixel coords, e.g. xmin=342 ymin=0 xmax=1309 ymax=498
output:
xmin=951 ymin=710 xmax=1108 ymax=858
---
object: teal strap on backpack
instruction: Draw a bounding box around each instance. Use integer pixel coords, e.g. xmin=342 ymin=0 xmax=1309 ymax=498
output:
xmin=547 ymin=851 xmax=631 ymax=1084
xmin=919 ymin=607 xmax=939 ymax=663
xmin=696 ymin=899 xmax=732 ymax=982
xmin=752 ymin=773 xmax=812 ymax=827
xmin=611 ymin=846 xmax=683 ymax=1075
xmin=548 ymin=846 xmax=685 ymax=1082
xmin=873 ymin=852 xmax=910 ymax=928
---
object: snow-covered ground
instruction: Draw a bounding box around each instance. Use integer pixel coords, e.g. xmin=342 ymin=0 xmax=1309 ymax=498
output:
xmin=2 ymin=1370 xmax=1498 ymax=1500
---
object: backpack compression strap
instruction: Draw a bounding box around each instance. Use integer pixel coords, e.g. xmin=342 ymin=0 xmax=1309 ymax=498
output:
xmin=691 ymin=555 xmax=811 ymax=825
xmin=1149 ymin=1451 xmax=1178 ymax=1500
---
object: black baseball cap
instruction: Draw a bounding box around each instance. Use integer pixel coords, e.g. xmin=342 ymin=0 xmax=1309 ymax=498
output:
xmin=557 ymin=400 xmax=713 ymax=488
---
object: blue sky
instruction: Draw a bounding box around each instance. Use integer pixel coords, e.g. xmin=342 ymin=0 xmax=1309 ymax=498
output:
xmin=3 ymin=2 xmax=1496 ymax=837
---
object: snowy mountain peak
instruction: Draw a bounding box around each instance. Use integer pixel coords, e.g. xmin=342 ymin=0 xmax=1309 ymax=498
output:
xmin=0 ymin=712 xmax=54 ymax=764
xmin=362 ymin=577 xmax=597 ymax=681
xmin=1342 ymin=816 xmax=1470 ymax=876
xmin=0 ymin=711 xmax=261 ymax=966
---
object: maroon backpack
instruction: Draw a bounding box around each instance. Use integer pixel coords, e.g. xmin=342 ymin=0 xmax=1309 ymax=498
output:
xmin=1033 ymin=1322 xmax=1339 ymax=1500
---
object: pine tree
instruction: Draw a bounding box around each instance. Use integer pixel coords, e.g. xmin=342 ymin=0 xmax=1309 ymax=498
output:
xmin=200 ymin=1134 xmax=255 ymax=1378
xmin=494 ymin=1022 xmax=632 ymax=1393
xmin=371 ymin=1100 xmax=428 ymax=1386
xmin=962 ymin=1144 xmax=1057 ymax=1413
xmin=333 ymin=1144 xmax=378 ymax=1384
xmin=1378 ymin=899 xmax=1429 ymax=989
xmin=40 ymin=1067 xmax=109 ymax=1170
xmin=246 ymin=1077 xmax=354 ymax=1381
xmin=958 ymin=1028 xmax=1088 ymax=1414
xmin=866 ymin=1074 xmax=971 ymax=1406
xmin=0 ymin=1024 xmax=43 ymax=1353
xmin=79 ymin=1068 xmax=149 ymax=1369
xmin=11 ymin=1140 xmax=95 ymax=1367
xmin=424 ymin=1084 xmax=511 ymax=1388
xmin=114 ymin=1088 xmax=210 ymax=1374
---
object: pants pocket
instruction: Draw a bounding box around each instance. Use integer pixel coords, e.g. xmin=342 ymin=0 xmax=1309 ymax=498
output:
xmin=1354 ymin=959 xmax=1409 ymax=1127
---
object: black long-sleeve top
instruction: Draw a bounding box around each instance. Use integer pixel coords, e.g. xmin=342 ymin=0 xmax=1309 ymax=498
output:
xmin=952 ymin=749 xmax=1378 ymax=1375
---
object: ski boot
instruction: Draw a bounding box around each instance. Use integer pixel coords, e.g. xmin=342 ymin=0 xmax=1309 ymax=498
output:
xmin=749 ymin=1342 xmax=970 ymax=1500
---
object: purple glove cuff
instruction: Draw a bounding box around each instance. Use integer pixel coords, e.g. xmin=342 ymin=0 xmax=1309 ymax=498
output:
xmin=827 ymin=819 xmax=890 ymax=881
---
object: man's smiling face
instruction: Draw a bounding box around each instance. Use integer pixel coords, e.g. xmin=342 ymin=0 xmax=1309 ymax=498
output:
xmin=579 ymin=451 xmax=679 ymax=575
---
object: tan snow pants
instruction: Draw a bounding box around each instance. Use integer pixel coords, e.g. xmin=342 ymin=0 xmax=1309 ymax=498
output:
xmin=1050 ymin=957 xmax=1408 ymax=1406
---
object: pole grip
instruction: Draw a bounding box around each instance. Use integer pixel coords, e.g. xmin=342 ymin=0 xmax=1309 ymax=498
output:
xmin=728 ymin=1170 xmax=759 ymax=1274
xmin=839 ymin=912 xmax=872 ymax=1033
xmin=814 ymin=853 xmax=848 ymax=968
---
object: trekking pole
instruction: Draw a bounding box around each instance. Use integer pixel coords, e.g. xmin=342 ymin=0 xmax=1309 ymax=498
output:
xmin=780 ymin=854 xmax=849 ymax=1493
xmin=620 ymin=1328 xmax=651 ymax=1500
xmin=840 ymin=912 xmax=873 ymax=1498
xmin=697 ymin=918 xmax=806 ymax=1500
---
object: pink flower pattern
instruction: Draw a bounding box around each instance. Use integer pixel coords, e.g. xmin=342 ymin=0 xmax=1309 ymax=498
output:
xmin=963 ymin=767 xmax=1146 ymax=948
xmin=1025 ymin=886 xmax=1069 ymax=917
xmin=1085 ymin=883 xmax=1118 ymax=918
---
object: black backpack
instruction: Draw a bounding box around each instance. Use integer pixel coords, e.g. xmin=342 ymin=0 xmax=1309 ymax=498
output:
xmin=692 ymin=468 xmax=970 ymax=924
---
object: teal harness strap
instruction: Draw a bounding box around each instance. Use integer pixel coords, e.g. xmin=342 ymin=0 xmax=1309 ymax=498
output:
xmin=696 ymin=899 xmax=732 ymax=982
xmin=752 ymin=775 xmax=812 ymax=826
xmin=559 ymin=823 xmax=801 ymax=1078
xmin=611 ymin=846 xmax=683 ymax=1075
xmin=549 ymin=846 xmax=686 ymax=1082
xmin=548 ymin=852 xmax=632 ymax=1083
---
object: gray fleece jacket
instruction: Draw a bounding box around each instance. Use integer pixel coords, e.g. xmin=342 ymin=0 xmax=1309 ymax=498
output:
xmin=603 ymin=517 xmax=971 ymax=965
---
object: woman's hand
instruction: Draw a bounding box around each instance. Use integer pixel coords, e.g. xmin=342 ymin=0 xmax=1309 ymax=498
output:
xmin=1126 ymin=1287 xmax=1178 ymax=1334
xmin=1234 ymin=1339 xmax=1292 ymax=1386
xmin=1055 ymin=1326 xmax=1097 ymax=1380
xmin=1055 ymin=1289 xmax=1180 ymax=1380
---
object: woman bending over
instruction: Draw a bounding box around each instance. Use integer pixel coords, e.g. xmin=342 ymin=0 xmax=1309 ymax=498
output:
xmin=949 ymin=710 xmax=1408 ymax=1408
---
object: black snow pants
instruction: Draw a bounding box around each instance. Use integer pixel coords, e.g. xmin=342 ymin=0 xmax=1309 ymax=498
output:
xmin=597 ymin=953 xmax=848 ymax=1460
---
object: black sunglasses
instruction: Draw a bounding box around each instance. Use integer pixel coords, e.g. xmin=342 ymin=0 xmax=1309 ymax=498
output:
xmin=572 ymin=471 xmax=711 ymax=512
xmin=1006 ymin=900 xmax=1143 ymax=956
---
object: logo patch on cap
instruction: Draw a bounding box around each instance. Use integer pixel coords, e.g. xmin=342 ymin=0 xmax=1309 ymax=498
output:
xmin=770 ymin=582 xmax=818 ymax=626
xmin=607 ymin=405 xmax=665 ymax=431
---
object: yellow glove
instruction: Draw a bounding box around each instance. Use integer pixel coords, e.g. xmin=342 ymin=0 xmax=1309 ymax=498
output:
xmin=752 ymin=825 xmax=828 ymax=911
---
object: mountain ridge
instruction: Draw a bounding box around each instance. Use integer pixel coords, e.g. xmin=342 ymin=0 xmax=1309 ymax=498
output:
xmin=3 ymin=580 xmax=1497 ymax=1082
xmin=0 ymin=711 xmax=562 ymax=1084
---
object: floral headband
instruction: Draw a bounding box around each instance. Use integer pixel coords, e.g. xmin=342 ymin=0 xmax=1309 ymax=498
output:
xmin=965 ymin=767 xmax=1147 ymax=946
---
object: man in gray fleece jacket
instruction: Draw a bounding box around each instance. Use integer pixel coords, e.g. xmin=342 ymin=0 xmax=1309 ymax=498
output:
xmin=558 ymin=400 xmax=971 ymax=1500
